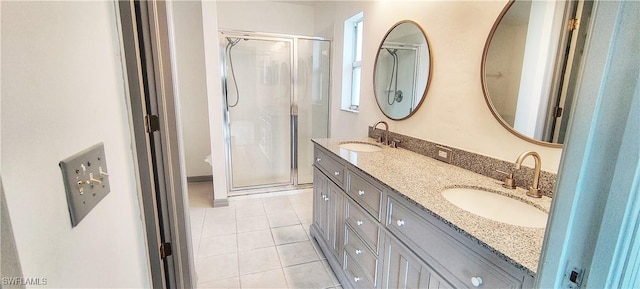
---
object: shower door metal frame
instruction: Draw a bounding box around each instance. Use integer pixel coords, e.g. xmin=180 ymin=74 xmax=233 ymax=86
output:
xmin=219 ymin=30 xmax=330 ymax=195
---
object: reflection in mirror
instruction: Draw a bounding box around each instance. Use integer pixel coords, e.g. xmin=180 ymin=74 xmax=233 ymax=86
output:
xmin=482 ymin=0 xmax=594 ymax=146
xmin=374 ymin=21 xmax=431 ymax=120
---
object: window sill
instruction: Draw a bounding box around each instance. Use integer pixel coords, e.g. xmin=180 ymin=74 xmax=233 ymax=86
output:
xmin=340 ymin=108 xmax=359 ymax=114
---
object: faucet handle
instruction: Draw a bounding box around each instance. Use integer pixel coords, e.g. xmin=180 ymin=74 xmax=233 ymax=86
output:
xmin=390 ymin=139 xmax=401 ymax=148
xmin=496 ymin=170 xmax=516 ymax=189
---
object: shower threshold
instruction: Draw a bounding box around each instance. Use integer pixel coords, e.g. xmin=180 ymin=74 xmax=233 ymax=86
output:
xmin=227 ymin=183 xmax=313 ymax=197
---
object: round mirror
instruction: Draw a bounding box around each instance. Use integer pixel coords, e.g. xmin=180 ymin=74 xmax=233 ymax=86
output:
xmin=482 ymin=0 xmax=593 ymax=147
xmin=374 ymin=21 xmax=432 ymax=120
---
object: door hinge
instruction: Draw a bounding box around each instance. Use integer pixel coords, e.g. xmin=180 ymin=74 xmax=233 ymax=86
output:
xmin=160 ymin=242 xmax=172 ymax=259
xmin=555 ymin=107 xmax=564 ymax=117
xmin=145 ymin=115 xmax=160 ymax=133
xmin=568 ymin=18 xmax=580 ymax=31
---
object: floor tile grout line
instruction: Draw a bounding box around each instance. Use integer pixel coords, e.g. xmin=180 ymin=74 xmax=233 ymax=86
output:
xmin=191 ymin=187 xmax=331 ymax=289
xmin=234 ymin=202 xmax=241 ymax=288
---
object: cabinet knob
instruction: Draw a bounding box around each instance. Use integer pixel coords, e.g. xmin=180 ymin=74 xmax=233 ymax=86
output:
xmin=356 ymin=220 xmax=363 ymax=226
xmin=396 ymin=219 xmax=405 ymax=227
xmin=316 ymin=158 xmax=321 ymax=162
xmin=358 ymin=190 xmax=365 ymax=196
xmin=355 ymin=249 xmax=362 ymax=255
xmin=471 ymin=276 xmax=483 ymax=287
xmin=354 ymin=277 xmax=361 ymax=283
xmin=334 ymin=171 xmax=340 ymax=176
xmin=324 ymin=196 xmax=329 ymax=202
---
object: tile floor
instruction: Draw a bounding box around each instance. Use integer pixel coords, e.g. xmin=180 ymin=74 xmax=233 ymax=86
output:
xmin=188 ymin=182 xmax=342 ymax=289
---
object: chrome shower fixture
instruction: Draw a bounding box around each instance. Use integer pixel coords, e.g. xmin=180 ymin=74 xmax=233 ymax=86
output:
xmin=385 ymin=48 xmax=403 ymax=105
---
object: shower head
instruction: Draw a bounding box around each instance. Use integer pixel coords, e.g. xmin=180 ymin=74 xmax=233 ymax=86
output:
xmin=385 ymin=48 xmax=398 ymax=56
xmin=226 ymin=37 xmax=242 ymax=47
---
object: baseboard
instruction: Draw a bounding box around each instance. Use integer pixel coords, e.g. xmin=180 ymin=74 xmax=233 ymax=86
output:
xmin=213 ymin=198 xmax=229 ymax=207
xmin=310 ymin=224 xmax=350 ymax=287
xmin=187 ymin=175 xmax=213 ymax=183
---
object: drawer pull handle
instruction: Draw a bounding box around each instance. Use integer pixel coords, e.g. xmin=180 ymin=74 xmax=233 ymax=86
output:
xmin=355 ymin=249 xmax=362 ymax=255
xmin=354 ymin=277 xmax=361 ymax=283
xmin=316 ymin=158 xmax=321 ymax=162
xmin=396 ymin=219 xmax=405 ymax=227
xmin=356 ymin=220 xmax=363 ymax=226
xmin=334 ymin=171 xmax=340 ymax=176
xmin=471 ymin=276 xmax=483 ymax=287
xmin=358 ymin=190 xmax=365 ymax=196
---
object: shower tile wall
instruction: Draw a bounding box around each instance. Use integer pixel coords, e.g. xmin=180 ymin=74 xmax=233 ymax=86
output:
xmin=188 ymin=182 xmax=342 ymax=289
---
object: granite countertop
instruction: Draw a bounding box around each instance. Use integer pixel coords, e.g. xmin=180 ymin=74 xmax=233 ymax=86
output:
xmin=312 ymin=137 xmax=552 ymax=275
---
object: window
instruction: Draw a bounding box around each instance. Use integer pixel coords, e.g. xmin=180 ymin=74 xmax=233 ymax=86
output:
xmin=341 ymin=12 xmax=364 ymax=112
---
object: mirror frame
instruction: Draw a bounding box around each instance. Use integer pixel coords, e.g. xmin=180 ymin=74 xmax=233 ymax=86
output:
xmin=481 ymin=1 xmax=563 ymax=148
xmin=373 ymin=20 xmax=433 ymax=121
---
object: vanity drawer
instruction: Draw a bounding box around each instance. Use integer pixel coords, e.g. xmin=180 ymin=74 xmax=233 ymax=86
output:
xmin=386 ymin=197 xmax=525 ymax=289
xmin=344 ymin=251 xmax=377 ymax=289
xmin=347 ymin=170 xmax=383 ymax=220
xmin=344 ymin=225 xmax=378 ymax=285
xmin=386 ymin=197 xmax=440 ymax=253
xmin=345 ymin=199 xmax=380 ymax=253
xmin=315 ymin=149 xmax=345 ymax=187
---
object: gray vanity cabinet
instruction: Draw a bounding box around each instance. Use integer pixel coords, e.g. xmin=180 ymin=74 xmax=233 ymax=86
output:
xmin=312 ymin=147 xmax=346 ymax=263
xmin=386 ymin=195 xmax=534 ymax=288
xmin=313 ymin=168 xmax=343 ymax=260
xmin=311 ymin=144 xmax=535 ymax=289
xmin=383 ymin=235 xmax=455 ymax=289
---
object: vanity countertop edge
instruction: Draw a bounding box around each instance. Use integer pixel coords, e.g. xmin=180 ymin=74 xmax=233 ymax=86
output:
xmin=312 ymin=137 xmax=552 ymax=276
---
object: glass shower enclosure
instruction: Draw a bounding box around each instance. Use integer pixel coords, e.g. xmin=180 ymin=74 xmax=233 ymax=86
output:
xmin=220 ymin=31 xmax=330 ymax=194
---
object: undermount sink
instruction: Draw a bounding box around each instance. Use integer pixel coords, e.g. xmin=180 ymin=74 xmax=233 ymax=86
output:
xmin=339 ymin=141 xmax=383 ymax=152
xmin=441 ymin=187 xmax=548 ymax=228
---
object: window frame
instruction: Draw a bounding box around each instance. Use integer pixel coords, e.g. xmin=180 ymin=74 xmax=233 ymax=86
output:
xmin=341 ymin=12 xmax=364 ymax=112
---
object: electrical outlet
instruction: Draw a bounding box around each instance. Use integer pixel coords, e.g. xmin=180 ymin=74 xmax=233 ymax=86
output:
xmin=563 ymin=261 xmax=585 ymax=289
xmin=59 ymin=143 xmax=110 ymax=227
xmin=435 ymin=146 xmax=453 ymax=164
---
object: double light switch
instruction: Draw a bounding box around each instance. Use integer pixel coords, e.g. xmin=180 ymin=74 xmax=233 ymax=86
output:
xmin=59 ymin=142 xmax=110 ymax=227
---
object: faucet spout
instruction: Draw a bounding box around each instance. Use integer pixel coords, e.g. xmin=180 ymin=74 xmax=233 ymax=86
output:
xmin=373 ymin=121 xmax=389 ymax=145
xmin=515 ymin=151 xmax=542 ymax=198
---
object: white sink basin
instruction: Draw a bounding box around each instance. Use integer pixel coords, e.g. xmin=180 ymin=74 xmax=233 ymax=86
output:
xmin=441 ymin=188 xmax=548 ymax=228
xmin=339 ymin=141 xmax=383 ymax=152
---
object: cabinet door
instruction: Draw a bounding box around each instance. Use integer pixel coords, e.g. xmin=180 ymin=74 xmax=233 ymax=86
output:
xmin=327 ymin=181 xmax=343 ymax=258
xmin=313 ymin=168 xmax=344 ymax=260
xmin=383 ymin=237 xmax=454 ymax=289
xmin=313 ymin=169 xmax=329 ymax=239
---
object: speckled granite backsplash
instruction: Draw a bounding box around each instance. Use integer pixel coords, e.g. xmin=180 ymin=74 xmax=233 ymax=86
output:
xmin=369 ymin=127 xmax=557 ymax=198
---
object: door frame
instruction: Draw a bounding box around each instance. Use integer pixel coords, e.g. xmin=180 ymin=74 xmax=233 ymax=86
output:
xmin=117 ymin=1 xmax=194 ymax=288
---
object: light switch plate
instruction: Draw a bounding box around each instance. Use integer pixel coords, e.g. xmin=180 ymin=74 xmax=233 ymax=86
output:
xmin=59 ymin=143 xmax=110 ymax=227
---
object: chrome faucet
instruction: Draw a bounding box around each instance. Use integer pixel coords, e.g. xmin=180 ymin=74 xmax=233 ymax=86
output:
xmin=515 ymin=151 xmax=542 ymax=198
xmin=373 ymin=121 xmax=389 ymax=145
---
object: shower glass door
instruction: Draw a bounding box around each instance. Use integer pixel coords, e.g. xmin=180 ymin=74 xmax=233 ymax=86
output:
xmin=296 ymin=39 xmax=331 ymax=184
xmin=224 ymin=36 xmax=293 ymax=189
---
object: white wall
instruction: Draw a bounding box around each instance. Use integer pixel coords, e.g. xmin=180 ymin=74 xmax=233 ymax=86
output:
xmin=1 ymin=2 xmax=150 ymax=287
xmin=216 ymin=1 xmax=315 ymax=35
xmin=201 ymin=1 xmax=229 ymax=205
xmin=485 ymin=12 xmax=529 ymax=126
xmin=169 ymin=1 xmax=212 ymax=178
xmin=328 ymin=1 xmax=562 ymax=172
